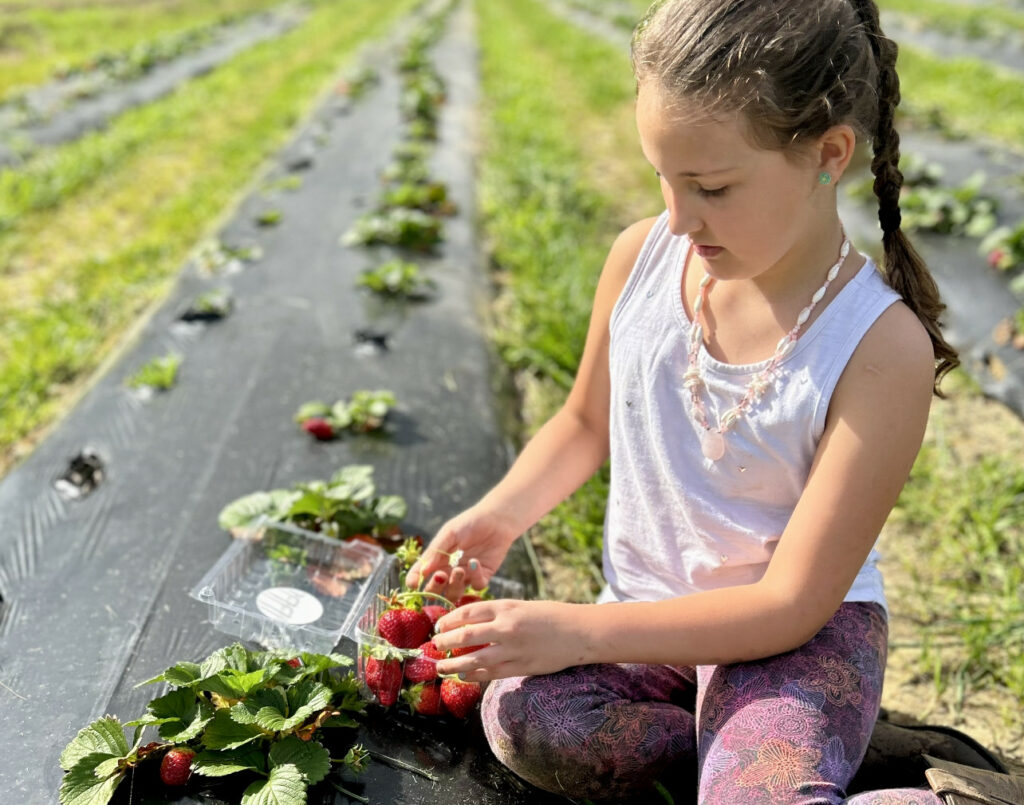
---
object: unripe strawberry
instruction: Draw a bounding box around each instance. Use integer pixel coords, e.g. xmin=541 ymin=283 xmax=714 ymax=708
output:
xmin=301 ymin=417 xmax=335 ymax=440
xmin=159 ymin=747 xmax=195 ymax=786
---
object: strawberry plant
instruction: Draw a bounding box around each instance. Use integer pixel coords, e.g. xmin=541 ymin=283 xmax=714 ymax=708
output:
xmin=58 ymin=643 xmax=369 ymax=805
xmin=180 ymin=288 xmax=233 ymax=322
xmin=898 ymin=171 xmax=998 ymax=237
xmin=294 ymin=389 xmax=397 ymax=437
xmin=981 ymin=220 xmax=1024 ymax=276
xmin=341 ymin=208 xmax=443 ymax=252
xmin=126 ymin=353 xmax=181 ymax=390
xmin=196 ymin=240 xmax=263 ymax=274
xmin=217 ymin=464 xmax=408 ymax=547
xmin=336 ymin=65 xmax=380 ymax=99
xmin=255 ymin=209 xmax=283 ymax=227
xmin=380 ymin=181 xmax=456 ymax=216
xmin=357 ymin=259 xmax=436 ymax=299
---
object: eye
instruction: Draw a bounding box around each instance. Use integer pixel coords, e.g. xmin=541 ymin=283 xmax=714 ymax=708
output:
xmin=698 ymin=185 xmax=729 ymax=198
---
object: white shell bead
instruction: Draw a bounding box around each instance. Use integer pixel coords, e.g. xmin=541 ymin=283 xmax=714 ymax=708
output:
xmin=700 ymin=274 xmax=713 ymax=288
xmin=777 ymin=339 xmax=796 ymax=359
xmin=694 ymin=296 xmax=704 ymax=315
xmin=796 ymin=308 xmax=811 ymax=326
xmin=811 ymin=287 xmax=826 ymax=304
xmin=827 ymin=265 xmax=841 ymax=281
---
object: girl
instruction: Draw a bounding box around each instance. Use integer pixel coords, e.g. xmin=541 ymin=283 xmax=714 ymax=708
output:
xmin=410 ymin=0 xmax=966 ymax=802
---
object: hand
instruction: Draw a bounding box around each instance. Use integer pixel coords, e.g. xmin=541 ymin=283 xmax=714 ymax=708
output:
xmin=405 ymin=505 xmax=518 ymax=601
xmin=431 ymin=599 xmax=593 ymax=681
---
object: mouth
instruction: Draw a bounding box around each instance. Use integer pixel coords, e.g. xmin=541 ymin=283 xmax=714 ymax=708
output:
xmin=693 ymin=244 xmax=723 ymax=259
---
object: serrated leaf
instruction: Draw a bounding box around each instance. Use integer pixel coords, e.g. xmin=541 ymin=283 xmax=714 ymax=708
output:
xmin=202 ymin=708 xmax=265 ymax=750
xmin=146 ymin=689 xmax=215 ymax=742
xmin=320 ymin=713 xmax=360 ymax=729
xmin=60 ymin=717 xmax=131 ymax=771
xmin=328 ymin=465 xmax=375 ymax=496
xmin=241 ymin=763 xmax=307 ymax=805
xmin=93 ymin=757 xmax=123 ymax=778
xmin=269 ymin=737 xmax=330 ymax=784
xmin=373 ymin=495 xmax=407 ymax=520
xmin=218 ymin=492 xmax=278 ymax=531
xmin=199 ymin=669 xmax=268 ymax=699
xmin=201 ymin=644 xmax=251 ymax=678
xmin=59 ymin=753 xmax=124 ymax=805
xmin=135 ymin=660 xmax=203 ymax=688
xmin=192 ymin=748 xmax=267 ymax=777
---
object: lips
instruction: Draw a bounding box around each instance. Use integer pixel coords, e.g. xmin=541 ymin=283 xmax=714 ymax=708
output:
xmin=693 ymin=244 xmax=723 ymax=258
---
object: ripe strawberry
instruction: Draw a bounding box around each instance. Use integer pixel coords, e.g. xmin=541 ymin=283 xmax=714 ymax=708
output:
xmin=451 ymin=643 xmax=487 ymax=657
xmin=455 ymin=594 xmax=482 ymax=608
xmin=377 ymin=606 xmax=432 ymax=649
xmin=440 ymin=677 xmax=481 ymax=719
xmin=402 ymin=681 xmax=445 ymax=716
xmin=404 ymin=640 xmax=445 ymax=683
xmin=301 ymin=417 xmax=335 ymax=440
xmin=365 ymin=655 xmax=403 ymax=707
xmin=285 ymin=657 xmax=301 ymax=668
xmin=988 ymin=248 xmax=1007 ymax=268
xmin=159 ymin=747 xmax=195 ymax=786
xmin=422 ymin=604 xmax=450 ymax=628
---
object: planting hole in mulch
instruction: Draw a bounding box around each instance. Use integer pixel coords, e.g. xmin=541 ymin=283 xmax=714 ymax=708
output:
xmin=353 ymin=327 xmax=391 ymax=356
xmin=177 ymin=289 xmax=233 ymax=323
xmin=54 ymin=449 xmax=105 ymax=500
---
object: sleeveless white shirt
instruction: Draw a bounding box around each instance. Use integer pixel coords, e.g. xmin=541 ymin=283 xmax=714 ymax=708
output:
xmin=600 ymin=212 xmax=900 ymax=611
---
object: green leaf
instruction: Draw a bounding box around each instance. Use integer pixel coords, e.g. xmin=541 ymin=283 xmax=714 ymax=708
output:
xmin=202 ymin=708 xmax=265 ymax=750
xmin=373 ymin=494 xmax=407 ymax=521
xmin=218 ymin=492 xmax=278 ymax=531
xmin=294 ymin=401 xmax=331 ymax=422
xmin=199 ymin=669 xmax=269 ymax=699
xmin=146 ymin=688 xmax=215 ymax=742
xmin=328 ymin=465 xmax=376 ymax=499
xmin=59 ymin=753 xmax=124 ymax=805
xmin=135 ymin=661 xmax=203 ymax=688
xmin=234 ymin=686 xmax=288 ymax=726
xmin=241 ymin=763 xmax=307 ymax=805
xmin=201 ymin=644 xmax=252 ymax=677
xmin=60 ymin=717 xmax=131 ymax=771
xmin=269 ymin=737 xmax=330 ymax=784
xmin=192 ymin=748 xmax=267 ymax=777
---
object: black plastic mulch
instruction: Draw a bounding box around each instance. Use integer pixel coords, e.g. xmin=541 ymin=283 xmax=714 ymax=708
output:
xmin=0 ymin=3 xmax=567 ymax=803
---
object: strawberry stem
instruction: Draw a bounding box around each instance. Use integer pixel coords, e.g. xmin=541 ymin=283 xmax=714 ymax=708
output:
xmin=330 ymin=781 xmax=369 ymax=803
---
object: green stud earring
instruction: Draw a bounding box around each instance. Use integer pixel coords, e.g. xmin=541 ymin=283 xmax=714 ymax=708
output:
xmin=819 ymin=172 xmax=833 ymax=185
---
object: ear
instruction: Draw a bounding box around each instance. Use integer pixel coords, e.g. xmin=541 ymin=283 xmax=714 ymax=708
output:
xmin=816 ymin=124 xmax=858 ymax=181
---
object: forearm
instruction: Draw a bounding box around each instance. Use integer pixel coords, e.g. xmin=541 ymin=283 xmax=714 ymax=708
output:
xmin=578 ymin=582 xmax=816 ymax=667
xmin=478 ymin=405 xmax=608 ymax=537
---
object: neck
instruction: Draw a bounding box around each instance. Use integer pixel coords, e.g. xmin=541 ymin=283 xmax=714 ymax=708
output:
xmin=746 ymin=214 xmax=847 ymax=302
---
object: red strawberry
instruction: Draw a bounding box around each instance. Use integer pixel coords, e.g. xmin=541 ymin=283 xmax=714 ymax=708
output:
xmin=377 ymin=607 xmax=432 ymax=649
xmin=285 ymin=657 xmax=301 ymax=668
xmin=440 ymin=677 xmax=481 ymax=719
xmin=451 ymin=643 xmax=487 ymax=657
xmin=365 ymin=655 xmax=403 ymax=707
xmin=159 ymin=747 xmax=195 ymax=786
xmin=402 ymin=681 xmax=444 ymax=716
xmin=301 ymin=417 xmax=335 ymax=440
xmin=988 ymin=248 xmax=1007 ymax=268
xmin=404 ymin=640 xmax=445 ymax=683
xmin=422 ymin=604 xmax=450 ymax=628
xmin=455 ymin=594 xmax=482 ymax=608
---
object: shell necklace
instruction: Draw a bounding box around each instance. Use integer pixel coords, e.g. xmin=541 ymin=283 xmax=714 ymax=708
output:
xmin=684 ymin=235 xmax=851 ymax=461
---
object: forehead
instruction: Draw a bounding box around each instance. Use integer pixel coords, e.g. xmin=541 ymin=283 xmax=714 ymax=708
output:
xmin=635 ymin=82 xmax=756 ymax=170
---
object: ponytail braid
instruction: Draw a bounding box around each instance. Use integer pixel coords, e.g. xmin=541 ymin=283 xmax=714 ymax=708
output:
xmin=855 ymin=0 xmax=959 ymax=394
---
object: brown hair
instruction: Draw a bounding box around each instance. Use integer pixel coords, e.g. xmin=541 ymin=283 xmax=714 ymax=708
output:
xmin=632 ymin=0 xmax=958 ymax=393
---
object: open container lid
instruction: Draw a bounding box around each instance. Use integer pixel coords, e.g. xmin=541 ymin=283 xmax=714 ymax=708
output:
xmin=190 ymin=518 xmax=391 ymax=654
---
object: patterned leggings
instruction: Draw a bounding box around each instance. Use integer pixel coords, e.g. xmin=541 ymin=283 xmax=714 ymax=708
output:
xmin=481 ymin=602 xmax=941 ymax=804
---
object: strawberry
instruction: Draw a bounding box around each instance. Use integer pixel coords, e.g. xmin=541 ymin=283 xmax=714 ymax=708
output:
xmin=377 ymin=606 xmax=432 ymax=649
xmin=402 ymin=681 xmax=445 ymax=716
xmin=451 ymin=643 xmax=487 ymax=657
xmin=422 ymin=604 xmax=450 ymax=628
xmin=440 ymin=677 xmax=481 ymax=719
xmin=301 ymin=417 xmax=335 ymax=440
xmin=365 ymin=654 xmax=403 ymax=707
xmin=159 ymin=747 xmax=195 ymax=786
xmin=455 ymin=594 xmax=482 ymax=608
xmin=285 ymin=657 xmax=302 ymax=668
xmin=404 ymin=640 xmax=445 ymax=683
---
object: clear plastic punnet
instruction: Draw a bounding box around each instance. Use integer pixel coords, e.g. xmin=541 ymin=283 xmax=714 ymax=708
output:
xmin=353 ymin=556 xmax=524 ymax=707
xmin=190 ymin=518 xmax=390 ymax=654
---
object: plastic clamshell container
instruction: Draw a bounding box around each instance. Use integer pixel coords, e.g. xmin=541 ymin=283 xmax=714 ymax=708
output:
xmin=190 ymin=519 xmax=390 ymax=654
xmin=354 ymin=557 xmax=524 ymax=705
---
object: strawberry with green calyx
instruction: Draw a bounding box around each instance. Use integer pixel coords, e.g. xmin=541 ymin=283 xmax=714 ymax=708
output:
xmin=404 ymin=640 xmax=445 ymax=683
xmin=402 ymin=681 xmax=445 ymax=716
xmin=160 ymin=746 xmax=195 ymax=786
xmin=364 ymin=644 xmax=405 ymax=706
xmin=302 ymin=417 xmax=336 ymax=441
xmin=439 ymin=676 xmax=482 ymax=719
xmin=376 ymin=590 xmax=436 ymax=648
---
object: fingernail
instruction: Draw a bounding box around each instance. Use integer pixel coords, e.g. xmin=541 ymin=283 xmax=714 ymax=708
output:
xmin=468 ymin=558 xmax=479 ymax=570
xmin=433 ymin=572 xmax=445 ymax=583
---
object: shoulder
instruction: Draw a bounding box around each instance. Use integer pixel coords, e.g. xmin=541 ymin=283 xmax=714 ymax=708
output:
xmin=595 ymin=216 xmax=661 ymax=299
xmin=828 ymin=298 xmax=935 ymax=427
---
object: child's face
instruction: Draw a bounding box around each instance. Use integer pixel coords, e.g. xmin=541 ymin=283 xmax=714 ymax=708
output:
xmin=636 ymin=82 xmax=827 ymax=283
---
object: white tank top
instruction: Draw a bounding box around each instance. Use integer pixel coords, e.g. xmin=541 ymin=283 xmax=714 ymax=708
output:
xmin=600 ymin=212 xmax=900 ymax=611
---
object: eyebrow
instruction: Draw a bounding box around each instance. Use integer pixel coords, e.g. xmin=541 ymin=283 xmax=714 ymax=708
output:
xmin=676 ymin=167 xmax=735 ymax=177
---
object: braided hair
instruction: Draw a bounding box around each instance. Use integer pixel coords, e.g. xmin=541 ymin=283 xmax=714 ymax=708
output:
xmin=632 ymin=0 xmax=958 ymax=394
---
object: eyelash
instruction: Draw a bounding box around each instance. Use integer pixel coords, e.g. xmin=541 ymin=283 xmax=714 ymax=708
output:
xmin=655 ymin=172 xmax=729 ymax=199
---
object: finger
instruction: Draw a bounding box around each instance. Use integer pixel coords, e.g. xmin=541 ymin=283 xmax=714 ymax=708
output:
xmin=423 ymin=570 xmax=448 ymax=596
xmin=435 ymin=644 xmax=500 ymax=677
xmin=446 ymin=566 xmax=468 ymax=602
xmin=406 ymin=544 xmax=449 ymax=589
xmin=434 ymin=601 xmax=488 ymax=634
xmin=465 ymin=557 xmax=488 ymax=589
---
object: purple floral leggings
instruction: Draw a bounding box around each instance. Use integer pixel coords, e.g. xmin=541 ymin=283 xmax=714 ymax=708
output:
xmin=482 ymin=602 xmax=941 ymax=804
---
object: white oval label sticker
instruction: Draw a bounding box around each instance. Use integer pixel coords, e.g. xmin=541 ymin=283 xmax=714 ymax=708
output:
xmin=256 ymin=587 xmax=324 ymax=625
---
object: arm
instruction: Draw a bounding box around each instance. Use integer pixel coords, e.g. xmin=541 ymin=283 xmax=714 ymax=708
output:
xmin=407 ymin=217 xmax=659 ymax=590
xmin=435 ymin=300 xmax=936 ymax=677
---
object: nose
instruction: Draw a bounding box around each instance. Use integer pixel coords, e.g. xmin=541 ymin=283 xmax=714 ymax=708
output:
xmin=662 ymin=182 xmax=702 ymax=237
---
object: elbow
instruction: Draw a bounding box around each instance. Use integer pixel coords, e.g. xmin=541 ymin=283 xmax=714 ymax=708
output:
xmin=755 ymin=582 xmax=839 ymax=655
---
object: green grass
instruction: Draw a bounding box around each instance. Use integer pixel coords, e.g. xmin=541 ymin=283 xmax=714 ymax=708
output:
xmin=881 ymin=0 xmax=1024 ymax=40
xmin=0 ymin=0 xmax=416 ymax=465
xmin=897 ymin=45 xmax=1024 ymax=148
xmin=0 ymin=0 xmax=284 ymax=102
xmin=476 ymin=0 xmax=659 ymax=597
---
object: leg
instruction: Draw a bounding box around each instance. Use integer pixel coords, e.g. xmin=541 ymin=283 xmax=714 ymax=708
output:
xmin=481 ymin=662 xmax=698 ymax=801
xmin=696 ymin=602 xmax=941 ymax=804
